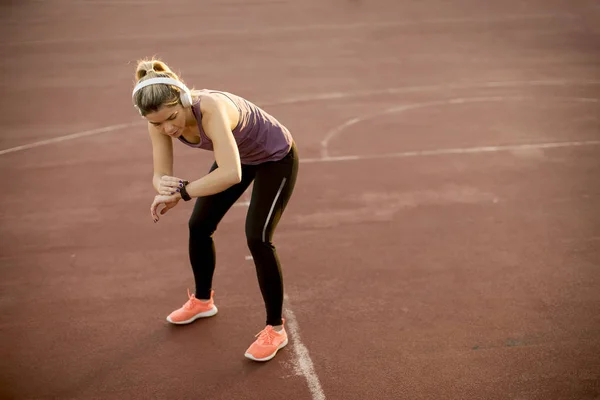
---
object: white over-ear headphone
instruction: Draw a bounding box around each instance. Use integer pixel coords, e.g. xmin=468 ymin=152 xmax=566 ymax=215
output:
xmin=132 ymin=77 xmax=193 ymax=108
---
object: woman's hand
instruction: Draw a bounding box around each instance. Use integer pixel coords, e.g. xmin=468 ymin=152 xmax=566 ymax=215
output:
xmin=158 ymin=175 xmax=187 ymax=196
xmin=150 ymin=194 xmax=180 ymax=222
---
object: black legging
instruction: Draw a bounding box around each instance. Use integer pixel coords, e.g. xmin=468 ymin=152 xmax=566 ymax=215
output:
xmin=188 ymin=142 xmax=299 ymax=326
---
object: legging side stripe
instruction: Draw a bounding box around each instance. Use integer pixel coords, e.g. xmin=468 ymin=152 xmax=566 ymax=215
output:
xmin=262 ymin=177 xmax=287 ymax=242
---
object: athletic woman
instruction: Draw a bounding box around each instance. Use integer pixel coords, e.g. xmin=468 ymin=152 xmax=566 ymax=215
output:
xmin=132 ymin=58 xmax=299 ymax=362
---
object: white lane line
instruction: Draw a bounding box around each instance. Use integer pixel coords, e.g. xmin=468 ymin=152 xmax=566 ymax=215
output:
xmin=193 ymin=138 xmax=600 ymax=214
xmin=2 ymin=80 xmax=600 ymax=157
xmin=3 ymin=13 xmax=577 ymax=46
xmin=320 ymin=96 xmax=600 ymax=158
xmin=241 ymin=221 xmax=323 ymax=399
xmin=0 ymin=121 xmax=141 ymax=156
xmin=306 ymin=140 xmax=600 ymax=164
xmin=284 ymin=294 xmax=326 ymax=400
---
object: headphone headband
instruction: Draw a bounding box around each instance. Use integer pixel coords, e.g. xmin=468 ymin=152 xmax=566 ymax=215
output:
xmin=132 ymin=77 xmax=192 ymax=109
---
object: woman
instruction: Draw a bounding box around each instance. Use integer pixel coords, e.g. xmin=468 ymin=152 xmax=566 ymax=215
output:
xmin=132 ymin=58 xmax=299 ymax=362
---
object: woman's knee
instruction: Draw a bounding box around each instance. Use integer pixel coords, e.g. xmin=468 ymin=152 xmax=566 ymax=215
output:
xmin=246 ymin=228 xmax=272 ymax=252
xmin=188 ymin=216 xmax=217 ymax=237
xmin=246 ymin=229 xmax=262 ymax=246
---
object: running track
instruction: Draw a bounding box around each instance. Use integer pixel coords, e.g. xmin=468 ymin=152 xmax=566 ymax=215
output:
xmin=1 ymin=1 xmax=600 ymax=399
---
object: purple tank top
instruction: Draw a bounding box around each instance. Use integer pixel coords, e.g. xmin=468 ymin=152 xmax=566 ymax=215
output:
xmin=178 ymin=90 xmax=293 ymax=165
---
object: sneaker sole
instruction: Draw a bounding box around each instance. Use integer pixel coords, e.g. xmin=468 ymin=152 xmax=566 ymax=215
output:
xmin=166 ymin=306 xmax=218 ymax=325
xmin=244 ymin=337 xmax=289 ymax=362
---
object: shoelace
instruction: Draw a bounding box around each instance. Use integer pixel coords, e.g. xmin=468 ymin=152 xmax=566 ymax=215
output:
xmin=183 ymin=288 xmax=197 ymax=310
xmin=255 ymin=326 xmax=278 ymax=345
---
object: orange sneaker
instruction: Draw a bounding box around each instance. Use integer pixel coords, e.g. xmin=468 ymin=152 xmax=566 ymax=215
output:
xmin=244 ymin=321 xmax=288 ymax=362
xmin=166 ymin=289 xmax=218 ymax=324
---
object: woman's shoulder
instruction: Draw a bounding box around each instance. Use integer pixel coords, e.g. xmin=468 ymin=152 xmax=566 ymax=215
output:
xmin=193 ymin=89 xmax=241 ymax=130
xmin=194 ymin=89 xmax=231 ymax=112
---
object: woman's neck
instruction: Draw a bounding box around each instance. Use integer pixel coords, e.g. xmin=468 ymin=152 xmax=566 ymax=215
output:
xmin=184 ymin=104 xmax=198 ymax=128
xmin=182 ymin=104 xmax=200 ymax=137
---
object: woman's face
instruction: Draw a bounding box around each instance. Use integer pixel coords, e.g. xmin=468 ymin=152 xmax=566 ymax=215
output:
xmin=145 ymin=104 xmax=187 ymax=138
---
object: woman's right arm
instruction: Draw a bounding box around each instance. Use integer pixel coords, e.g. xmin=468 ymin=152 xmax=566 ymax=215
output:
xmin=148 ymin=126 xmax=174 ymax=193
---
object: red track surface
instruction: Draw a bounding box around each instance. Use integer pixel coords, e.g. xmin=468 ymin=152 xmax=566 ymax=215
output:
xmin=2 ymin=1 xmax=600 ymax=399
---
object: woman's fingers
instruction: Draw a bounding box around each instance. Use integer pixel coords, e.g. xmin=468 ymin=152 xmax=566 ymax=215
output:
xmin=160 ymin=176 xmax=185 ymax=189
xmin=160 ymin=186 xmax=178 ymax=195
xmin=150 ymin=198 xmax=162 ymax=222
xmin=162 ymin=185 xmax=181 ymax=195
xmin=151 ymin=195 xmax=180 ymax=221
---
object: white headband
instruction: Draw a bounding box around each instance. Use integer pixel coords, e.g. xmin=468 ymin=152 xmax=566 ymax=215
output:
xmin=131 ymin=77 xmax=191 ymax=100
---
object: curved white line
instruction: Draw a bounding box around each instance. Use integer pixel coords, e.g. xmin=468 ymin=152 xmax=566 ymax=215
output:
xmin=321 ymin=96 xmax=600 ymax=158
xmin=2 ymin=80 xmax=600 ymax=157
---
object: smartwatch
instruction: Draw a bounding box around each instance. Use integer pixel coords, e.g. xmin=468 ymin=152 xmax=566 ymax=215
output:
xmin=180 ymin=180 xmax=192 ymax=201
